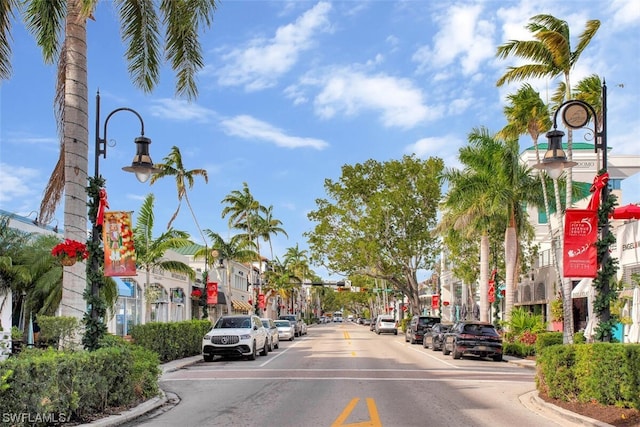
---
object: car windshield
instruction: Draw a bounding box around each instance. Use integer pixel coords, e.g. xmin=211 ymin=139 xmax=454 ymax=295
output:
xmin=419 ymin=318 xmax=438 ymax=326
xmin=261 ymin=320 xmax=270 ymax=328
xmin=215 ymin=317 xmax=251 ymax=329
xmin=462 ymin=324 xmax=498 ymax=336
xmin=274 ymin=320 xmax=291 ymax=327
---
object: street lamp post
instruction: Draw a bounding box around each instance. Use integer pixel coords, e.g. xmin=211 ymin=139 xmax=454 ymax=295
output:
xmin=535 ymin=81 xmax=614 ymax=341
xmin=86 ymin=91 xmax=159 ymax=349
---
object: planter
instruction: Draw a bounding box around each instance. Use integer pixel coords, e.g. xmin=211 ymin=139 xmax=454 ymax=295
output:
xmin=59 ymin=255 xmax=77 ymax=266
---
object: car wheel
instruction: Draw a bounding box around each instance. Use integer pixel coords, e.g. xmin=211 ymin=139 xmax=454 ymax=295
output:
xmin=248 ymin=342 xmax=257 ymax=360
xmin=493 ymin=354 xmax=503 ymax=362
xmin=394 ymin=330 xmax=398 ymax=335
xmin=203 ymin=354 xmax=214 ymax=362
xmin=274 ymin=340 xmax=279 ymax=349
xmin=452 ymin=343 xmax=462 ymax=359
xmin=261 ymin=340 xmax=269 ymax=356
xmin=442 ymin=343 xmax=450 ymax=355
xmin=376 ymin=330 xmax=381 ymax=335
xmin=432 ymin=342 xmax=439 ymax=351
xmin=268 ymin=338 xmax=273 ymax=352
xmin=290 ymin=336 xmax=294 ymax=341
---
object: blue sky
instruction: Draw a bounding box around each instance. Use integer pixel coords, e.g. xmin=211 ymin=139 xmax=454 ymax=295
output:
xmin=1 ymin=0 xmax=639 ymax=280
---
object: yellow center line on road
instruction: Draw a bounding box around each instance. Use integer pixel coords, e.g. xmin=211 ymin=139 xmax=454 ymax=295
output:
xmin=331 ymin=398 xmax=382 ymax=427
xmin=343 ymin=331 xmax=356 ymax=356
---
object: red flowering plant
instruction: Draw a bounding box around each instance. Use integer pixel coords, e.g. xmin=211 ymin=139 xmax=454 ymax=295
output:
xmin=191 ymin=289 xmax=203 ymax=299
xmin=51 ymin=239 xmax=89 ymax=265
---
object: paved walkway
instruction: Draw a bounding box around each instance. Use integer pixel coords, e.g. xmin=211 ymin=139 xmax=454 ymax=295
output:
xmin=83 ymin=355 xmax=611 ymax=426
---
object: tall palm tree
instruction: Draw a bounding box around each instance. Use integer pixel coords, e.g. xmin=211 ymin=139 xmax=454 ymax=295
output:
xmin=0 ymin=0 xmax=217 ymax=321
xmin=442 ymin=128 xmax=542 ymax=322
xmin=200 ymin=230 xmax=258 ymax=315
xmin=496 ymin=14 xmax=600 ymax=340
xmin=150 ymin=145 xmax=209 ymax=233
xmin=255 ymin=205 xmax=288 ymax=260
xmin=134 ymin=194 xmax=195 ymax=322
xmin=498 ymin=85 xmax=564 ymax=284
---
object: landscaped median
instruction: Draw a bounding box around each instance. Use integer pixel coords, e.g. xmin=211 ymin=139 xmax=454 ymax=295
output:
xmin=0 ymin=342 xmax=160 ymax=425
xmin=0 ymin=319 xmax=212 ymax=425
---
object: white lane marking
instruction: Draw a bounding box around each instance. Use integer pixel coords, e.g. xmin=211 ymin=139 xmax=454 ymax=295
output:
xmin=395 ymin=340 xmax=460 ymax=368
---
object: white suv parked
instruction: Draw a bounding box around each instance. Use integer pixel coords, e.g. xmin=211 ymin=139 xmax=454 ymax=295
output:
xmin=202 ymin=315 xmax=269 ymax=361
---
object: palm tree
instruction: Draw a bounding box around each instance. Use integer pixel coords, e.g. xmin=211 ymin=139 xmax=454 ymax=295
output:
xmin=0 ymin=0 xmax=217 ymax=322
xmin=498 ymin=85 xmax=564 ymax=282
xmin=200 ymin=230 xmax=259 ymax=315
xmin=134 ymin=194 xmax=195 ymax=322
xmin=255 ymin=205 xmax=288 ymax=260
xmin=496 ymin=14 xmax=600 ymax=340
xmin=150 ymin=145 xmax=209 ymax=233
xmin=442 ymin=128 xmax=542 ymax=323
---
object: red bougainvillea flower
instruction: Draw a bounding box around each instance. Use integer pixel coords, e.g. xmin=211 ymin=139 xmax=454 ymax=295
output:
xmin=51 ymin=239 xmax=89 ymax=261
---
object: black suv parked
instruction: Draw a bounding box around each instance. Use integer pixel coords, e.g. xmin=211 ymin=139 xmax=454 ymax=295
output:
xmin=405 ymin=315 xmax=440 ymax=344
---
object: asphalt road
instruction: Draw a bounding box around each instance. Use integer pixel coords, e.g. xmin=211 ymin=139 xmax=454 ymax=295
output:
xmin=119 ymin=321 xmax=582 ymax=427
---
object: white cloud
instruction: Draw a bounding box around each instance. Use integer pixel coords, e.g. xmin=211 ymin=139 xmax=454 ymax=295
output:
xmin=149 ymin=99 xmax=216 ymax=123
xmin=220 ymin=115 xmax=329 ymax=150
xmin=0 ymin=164 xmax=39 ymax=203
xmin=310 ymin=68 xmax=440 ymax=128
xmin=412 ymin=4 xmax=495 ymax=76
xmin=215 ymin=2 xmax=333 ymax=91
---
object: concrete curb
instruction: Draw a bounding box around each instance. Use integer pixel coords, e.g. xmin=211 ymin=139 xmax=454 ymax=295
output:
xmin=519 ymin=390 xmax=614 ymax=427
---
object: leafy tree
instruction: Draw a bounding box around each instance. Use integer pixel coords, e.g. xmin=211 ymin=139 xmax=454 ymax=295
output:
xmin=306 ymin=155 xmax=444 ymax=313
xmin=255 ymin=205 xmax=288 ymax=260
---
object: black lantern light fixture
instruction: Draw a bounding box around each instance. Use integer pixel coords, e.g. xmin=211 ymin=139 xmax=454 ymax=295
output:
xmin=85 ymin=90 xmax=160 ymax=349
xmin=534 ymin=81 xmax=614 ymax=342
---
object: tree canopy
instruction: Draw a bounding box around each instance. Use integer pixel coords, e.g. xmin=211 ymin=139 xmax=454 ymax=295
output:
xmin=306 ymin=155 xmax=444 ymax=312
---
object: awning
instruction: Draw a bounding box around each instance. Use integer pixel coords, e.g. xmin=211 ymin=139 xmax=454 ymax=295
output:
xmin=232 ymin=299 xmax=253 ymax=311
xmin=571 ymin=278 xmax=593 ymax=298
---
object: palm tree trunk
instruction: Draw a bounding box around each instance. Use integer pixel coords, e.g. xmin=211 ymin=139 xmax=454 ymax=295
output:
xmin=479 ymin=233 xmax=489 ymax=322
xmin=60 ymin=0 xmax=89 ymax=322
xmin=504 ymin=226 xmax=517 ymax=323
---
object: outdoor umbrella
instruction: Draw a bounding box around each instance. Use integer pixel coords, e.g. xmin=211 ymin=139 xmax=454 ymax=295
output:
xmin=583 ymin=284 xmax=598 ymax=342
xmin=627 ymin=287 xmax=640 ymax=343
xmin=612 ymin=204 xmax=640 ymax=220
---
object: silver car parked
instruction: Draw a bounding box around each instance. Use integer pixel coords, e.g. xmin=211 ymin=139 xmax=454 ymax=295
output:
xmin=261 ymin=318 xmax=280 ymax=351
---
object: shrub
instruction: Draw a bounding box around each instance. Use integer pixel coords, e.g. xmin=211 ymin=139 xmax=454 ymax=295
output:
xmin=130 ymin=319 xmax=211 ymax=362
xmin=0 ymin=344 xmax=161 ymax=424
xmin=503 ymin=341 xmax=535 ymax=357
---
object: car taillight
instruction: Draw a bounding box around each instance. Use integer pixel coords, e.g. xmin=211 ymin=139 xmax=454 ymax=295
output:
xmin=459 ymin=334 xmax=475 ymax=339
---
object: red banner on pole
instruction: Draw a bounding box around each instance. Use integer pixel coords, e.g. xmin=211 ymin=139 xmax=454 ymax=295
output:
xmin=206 ymin=282 xmax=218 ymax=305
xmin=103 ymin=211 xmax=137 ymax=277
xmin=563 ymin=209 xmax=598 ymax=278
xmin=258 ymin=293 xmax=265 ymax=309
xmin=431 ymin=294 xmax=439 ymax=309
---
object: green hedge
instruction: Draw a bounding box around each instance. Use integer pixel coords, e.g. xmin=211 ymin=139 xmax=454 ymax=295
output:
xmin=536 ymin=343 xmax=640 ymax=409
xmin=0 ymin=344 xmax=160 ymax=425
xmin=130 ymin=319 xmax=212 ymax=363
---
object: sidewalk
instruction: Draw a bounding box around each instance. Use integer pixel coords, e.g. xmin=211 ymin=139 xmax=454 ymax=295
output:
xmin=85 ymin=355 xmax=610 ymax=426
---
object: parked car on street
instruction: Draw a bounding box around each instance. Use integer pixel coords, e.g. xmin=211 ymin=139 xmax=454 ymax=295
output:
xmin=404 ymin=315 xmax=440 ymax=344
xmin=423 ymin=323 xmax=452 ymax=351
xmin=374 ymin=315 xmax=397 ymax=335
xmin=261 ymin=318 xmax=280 ymax=351
xmin=202 ymin=315 xmax=269 ymax=362
xmin=279 ymin=314 xmax=301 ymax=337
xmin=442 ymin=321 xmax=503 ymax=361
xmin=274 ymin=319 xmax=295 ymax=341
